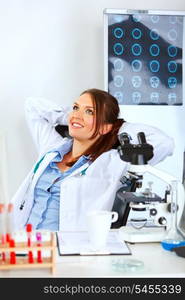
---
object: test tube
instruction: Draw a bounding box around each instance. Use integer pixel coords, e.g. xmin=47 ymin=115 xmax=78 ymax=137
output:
xmin=9 ymin=239 xmax=16 ymax=264
xmin=6 ymin=203 xmax=14 ymax=243
xmin=0 ymin=203 xmax=6 ymax=262
xmin=36 ymin=232 xmax=42 ymax=263
xmin=28 ymin=251 xmax=34 ymax=264
xmin=26 ymin=223 xmax=32 ymax=247
xmin=26 ymin=223 xmax=34 ymax=263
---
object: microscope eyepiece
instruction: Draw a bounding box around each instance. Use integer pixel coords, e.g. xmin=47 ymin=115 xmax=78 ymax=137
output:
xmin=117 ymin=131 xmax=154 ymax=164
xmin=118 ymin=132 xmax=131 ymax=145
xmin=137 ymin=132 xmax=146 ymax=144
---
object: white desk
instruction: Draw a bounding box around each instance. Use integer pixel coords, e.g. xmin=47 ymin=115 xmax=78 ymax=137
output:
xmin=1 ymin=241 xmax=185 ymax=278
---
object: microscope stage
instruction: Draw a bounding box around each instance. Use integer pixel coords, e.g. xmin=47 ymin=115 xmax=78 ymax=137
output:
xmin=119 ymin=226 xmax=166 ymax=243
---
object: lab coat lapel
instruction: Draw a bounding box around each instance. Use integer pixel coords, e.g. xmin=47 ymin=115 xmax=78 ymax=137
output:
xmin=63 ymin=162 xmax=90 ymax=179
xmin=32 ymin=152 xmax=89 ymax=186
xmin=31 ymin=152 xmax=58 ymax=186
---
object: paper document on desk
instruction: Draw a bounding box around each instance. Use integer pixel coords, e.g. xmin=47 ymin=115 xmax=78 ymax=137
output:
xmin=57 ymin=231 xmax=131 ymax=256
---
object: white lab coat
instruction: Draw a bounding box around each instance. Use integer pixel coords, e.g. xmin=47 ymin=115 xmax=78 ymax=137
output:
xmin=11 ymin=97 xmax=174 ymax=231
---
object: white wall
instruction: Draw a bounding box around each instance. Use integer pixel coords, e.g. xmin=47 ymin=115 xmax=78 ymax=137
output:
xmin=0 ymin=0 xmax=185 ymax=198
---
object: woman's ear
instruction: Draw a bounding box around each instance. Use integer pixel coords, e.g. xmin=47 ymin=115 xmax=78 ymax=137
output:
xmin=99 ymin=124 xmax=113 ymax=135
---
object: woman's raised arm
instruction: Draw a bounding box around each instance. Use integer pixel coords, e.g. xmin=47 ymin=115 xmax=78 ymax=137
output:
xmin=25 ymin=97 xmax=70 ymax=155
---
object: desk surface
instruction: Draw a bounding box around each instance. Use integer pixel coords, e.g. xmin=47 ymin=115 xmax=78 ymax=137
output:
xmin=1 ymin=241 xmax=185 ymax=278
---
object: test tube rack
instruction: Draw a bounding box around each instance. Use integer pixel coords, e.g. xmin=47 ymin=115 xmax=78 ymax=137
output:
xmin=0 ymin=231 xmax=56 ymax=274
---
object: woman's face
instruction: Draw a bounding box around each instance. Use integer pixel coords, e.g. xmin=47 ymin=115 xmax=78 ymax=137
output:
xmin=68 ymin=93 xmax=97 ymax=141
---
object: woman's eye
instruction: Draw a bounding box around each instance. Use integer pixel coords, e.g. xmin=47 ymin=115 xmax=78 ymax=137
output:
xmin=72 ymin=105 xmax=94 ymax=115
xmin=85 ymin=109 xmax=94 ymax=115
xmin=72 ymin=105 xmax=78 ymax=110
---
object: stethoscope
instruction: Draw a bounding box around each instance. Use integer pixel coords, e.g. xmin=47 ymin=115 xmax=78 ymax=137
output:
xmin=19 ymin=154 xmax=47 ymax=210
xmin=19 ymin=153 xmax=89 ymax=210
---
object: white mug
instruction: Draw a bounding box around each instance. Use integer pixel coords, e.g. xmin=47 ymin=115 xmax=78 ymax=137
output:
xmin=86 ymin=210 xmax=118 ymax=251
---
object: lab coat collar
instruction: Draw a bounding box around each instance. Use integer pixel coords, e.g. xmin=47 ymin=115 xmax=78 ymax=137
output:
xmin=33 ymin=149 xmax=90 ymax=184
xmin=51 ymin=138 xmax=89 ymax=160
xmin=52 ymin=138 xmax=73 ymax=155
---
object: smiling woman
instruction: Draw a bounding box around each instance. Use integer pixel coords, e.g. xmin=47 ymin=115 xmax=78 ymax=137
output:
xmin=56 ymin=93 xmax=98 ymax=172
xmin=65 ymin=89 xmax=124 ymax=167
xmin=68 ymin=94 xmax=98 ymax=149
xmin=11 ymin=88 xmax=174 ymax=231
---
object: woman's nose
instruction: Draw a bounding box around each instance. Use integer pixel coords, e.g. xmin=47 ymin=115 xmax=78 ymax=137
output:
xmin=72 ymin=109 xmax=83 ymax=118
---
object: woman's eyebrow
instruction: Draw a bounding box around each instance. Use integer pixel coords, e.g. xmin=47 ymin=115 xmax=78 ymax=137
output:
xmin=74 ymin=102 xmax=94 ymax=109
xmin=85 ymin=106 xmax=95 ymax=109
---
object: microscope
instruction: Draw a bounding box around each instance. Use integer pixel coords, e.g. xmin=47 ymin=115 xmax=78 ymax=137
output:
xmin=112 ymin=132 xmax=185 ymax=243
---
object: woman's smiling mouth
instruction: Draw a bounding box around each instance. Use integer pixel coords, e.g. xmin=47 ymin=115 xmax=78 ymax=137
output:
xmin=71 ymin=122 xmax=84 ymax=128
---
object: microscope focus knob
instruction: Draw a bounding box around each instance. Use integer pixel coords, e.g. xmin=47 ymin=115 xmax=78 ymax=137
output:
xmin=167 ymin=203 xmax=179 ymax=213
xmin=158 ymin=217 xmax=167 ymax=225
xmin=150 ymin=208 xmax=157 ymax=216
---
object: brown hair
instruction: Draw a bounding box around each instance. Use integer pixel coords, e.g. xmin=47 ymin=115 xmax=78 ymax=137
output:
xmin=67 ymin=88 xmax=125 ymax=166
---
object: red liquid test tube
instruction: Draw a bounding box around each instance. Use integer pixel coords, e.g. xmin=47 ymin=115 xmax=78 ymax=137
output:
xmin=28 ymin=251 xmax=34 ymax=263
xmin=6 ymin=203 xmax=14 ymax=243
xmin=0 ymin=204 xmax=6 ymax=262
xmin=9 ymin=239 xmax=16 ymax=264
xmin=26 ymin=223 xmax=32 ymax=247
xmin=26 ymin=224 xmax=34 ymax=263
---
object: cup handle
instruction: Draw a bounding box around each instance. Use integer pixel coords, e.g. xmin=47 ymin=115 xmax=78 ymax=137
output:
xmin=111 ymin=211 xmax=118 ymax=223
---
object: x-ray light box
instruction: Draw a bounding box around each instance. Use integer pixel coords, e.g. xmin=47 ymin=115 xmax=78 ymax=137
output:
xmin=104 ymin=9 xmax=184 ymax=106
xmin=104 ymin=8 xmax=185 ymax=184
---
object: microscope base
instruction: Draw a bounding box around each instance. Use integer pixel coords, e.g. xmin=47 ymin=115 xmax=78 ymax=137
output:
xmin=119 ymin=226 xmax=166 ymax=243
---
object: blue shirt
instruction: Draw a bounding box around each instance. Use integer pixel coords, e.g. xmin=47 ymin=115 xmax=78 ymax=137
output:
xmin=27 ymin=140 xmax=89 ymax=231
